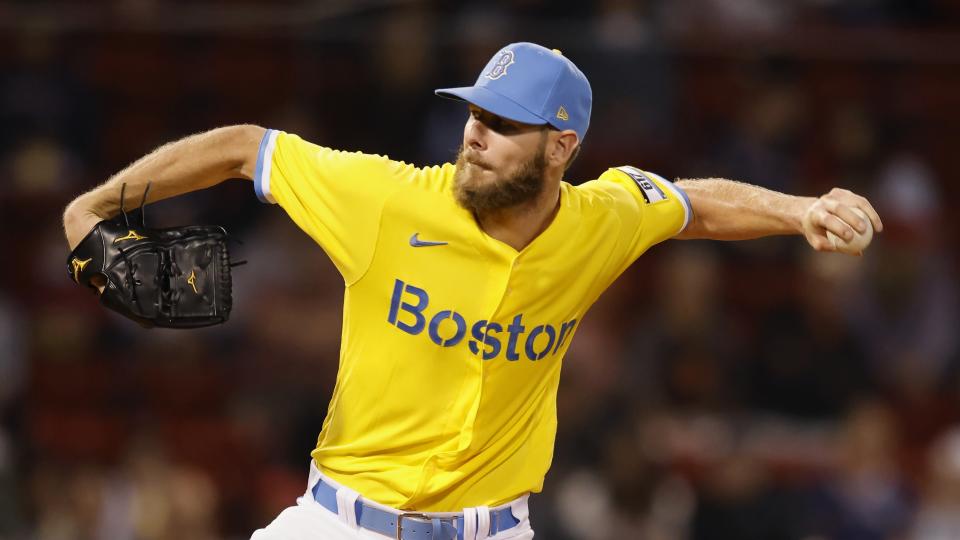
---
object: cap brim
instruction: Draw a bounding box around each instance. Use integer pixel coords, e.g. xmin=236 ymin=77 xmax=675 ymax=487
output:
xmin=434 ymin=86 xmax=547 ymax=127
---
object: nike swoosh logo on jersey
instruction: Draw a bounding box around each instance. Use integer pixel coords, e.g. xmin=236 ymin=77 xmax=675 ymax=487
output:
xmin=409 ymin=233 xmax=448 ymax=247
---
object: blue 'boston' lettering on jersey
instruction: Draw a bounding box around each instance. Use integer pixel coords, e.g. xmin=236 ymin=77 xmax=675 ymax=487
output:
xmin=429 ymin=310 xmax=467 ymax=347
xmin=525 ymin=325 xmax=557 ymax=361
xmin=505 ymin=314 xmax=526 ymax=361
xmin=469 ymin=320 xmax=503 ymax=360
xmin=387 ymin=278 xmax=577 ymax=361
xmin=388 ymin=279 xmax=429 ymax=334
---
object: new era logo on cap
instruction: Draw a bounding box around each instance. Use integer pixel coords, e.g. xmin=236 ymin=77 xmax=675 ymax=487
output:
xmin=434 ymin=42 xmax=593 ymax=143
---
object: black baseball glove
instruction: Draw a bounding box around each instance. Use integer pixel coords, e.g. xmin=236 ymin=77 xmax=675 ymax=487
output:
xmin=66 ymin=184 xmax=239 ymax=329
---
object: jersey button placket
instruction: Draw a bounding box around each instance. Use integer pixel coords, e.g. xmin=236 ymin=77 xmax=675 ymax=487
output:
xmin=505 ymin=258 xmax=520 ymax=295
xmin=475 ymin=259 xmax=515 ymax=362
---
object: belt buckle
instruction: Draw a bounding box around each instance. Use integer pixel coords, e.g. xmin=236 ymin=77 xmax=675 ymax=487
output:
xmin=396 ymin=512 xmax=430 ymax=539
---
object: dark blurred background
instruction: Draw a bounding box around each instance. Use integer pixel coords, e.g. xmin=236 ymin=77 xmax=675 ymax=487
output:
xmin=2 ymin=0 xmax=960 ymax=539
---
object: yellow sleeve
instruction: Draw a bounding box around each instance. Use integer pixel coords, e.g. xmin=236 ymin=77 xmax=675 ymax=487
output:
xmin=253 ymin=129 xmax=419 ymax=284
xmin=591 ymin=166 xmax=692 ymax=262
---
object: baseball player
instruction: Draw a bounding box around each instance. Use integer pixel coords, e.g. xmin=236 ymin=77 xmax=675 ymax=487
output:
xmin=63 ymin=42 xmax=882 ymax=539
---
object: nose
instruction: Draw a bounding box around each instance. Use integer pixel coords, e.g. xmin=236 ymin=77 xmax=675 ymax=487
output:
xmin=464 ymin=115 xmax=486 ymax=151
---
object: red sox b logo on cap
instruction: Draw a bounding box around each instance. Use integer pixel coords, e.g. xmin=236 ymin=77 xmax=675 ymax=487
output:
xmin=485 ymin=50 xmax=515 ymax=80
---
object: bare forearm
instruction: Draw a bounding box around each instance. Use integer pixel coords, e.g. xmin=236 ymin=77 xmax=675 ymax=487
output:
xmin=675 ymin=178 xmax=815 ymax=240
xmin=63 ymin=124 xmax=264 ymax=248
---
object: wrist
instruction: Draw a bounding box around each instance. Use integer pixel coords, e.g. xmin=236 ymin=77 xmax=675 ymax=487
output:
xmin=63 ymin=196 xmax=107 ymax=250
xmin=789 ymin=196 xmax=817 ymax=234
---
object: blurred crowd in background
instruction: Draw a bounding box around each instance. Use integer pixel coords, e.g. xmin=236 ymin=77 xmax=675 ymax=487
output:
xmin=2 ymin=0 xmax=960 ymax=538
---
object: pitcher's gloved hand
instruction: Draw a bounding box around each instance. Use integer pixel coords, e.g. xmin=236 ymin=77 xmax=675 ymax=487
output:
xmin=66 ymin=184 xmax=239 ymax=328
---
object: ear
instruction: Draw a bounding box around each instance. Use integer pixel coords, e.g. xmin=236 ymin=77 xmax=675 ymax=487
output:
xmin=547 ymin=130 xmax=579 ymax=168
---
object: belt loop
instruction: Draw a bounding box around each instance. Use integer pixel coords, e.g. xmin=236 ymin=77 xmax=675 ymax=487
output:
xmin=335 ymin=485 xmax=361 ymax=528
xmin=510 ymin=494 xmax=529 ymax=523
xmin=306 ymin=460 xmax=321 ymax=493
xmin=298 ymin=459 xmax=323 ymax=506
xmin=461 ymin=507 xmax=477 ymax=540
xmin=476 ymin=506 xmax=490 ymax=539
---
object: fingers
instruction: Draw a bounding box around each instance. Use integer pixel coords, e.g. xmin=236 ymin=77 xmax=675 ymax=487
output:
xmin=827 ymin=188 xmax=883 ymax=233
xmin=803 ymin=187 xmax=882 ymax=255
xmin=819 ymin=212 xmax=856 ymax=242
xmin=858 ymin=200 xmax=883 ymax=233
xmin=833 ymin=204 xmax=876 ymax=234
xmin=822 ymin=198 xmax=868 ymax=234
xmin=806 ymin=228 xmax=834 ymax=252
xmin=808 ymin=200 xmax=855 ymax=241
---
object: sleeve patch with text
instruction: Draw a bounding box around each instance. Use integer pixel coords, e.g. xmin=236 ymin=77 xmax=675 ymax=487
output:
xmin=617 ymin=166 xmax=667 ymax=204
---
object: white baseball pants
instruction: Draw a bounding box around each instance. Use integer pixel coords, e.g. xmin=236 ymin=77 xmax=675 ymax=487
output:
xmin=250 ymin=462 xmax=535 ymax=540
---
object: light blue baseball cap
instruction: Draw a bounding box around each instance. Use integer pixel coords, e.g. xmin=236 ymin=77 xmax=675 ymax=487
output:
xmin=435 ymin=42 xmax=592 ymax=143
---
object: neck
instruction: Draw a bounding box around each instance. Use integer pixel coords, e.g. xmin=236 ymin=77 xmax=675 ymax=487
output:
xmin=476 ymin=178 xmax=561 ymax=252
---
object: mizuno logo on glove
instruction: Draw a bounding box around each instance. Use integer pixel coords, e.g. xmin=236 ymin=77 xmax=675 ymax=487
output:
xmin=70 ymin=257 xmax=92 ymax=283
xmin=114 ymin=230 xmax=148 ymax=243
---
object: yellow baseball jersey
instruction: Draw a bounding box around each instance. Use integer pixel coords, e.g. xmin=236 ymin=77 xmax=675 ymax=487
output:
xmin=253 ymin=129 xmax=692 ymax=511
